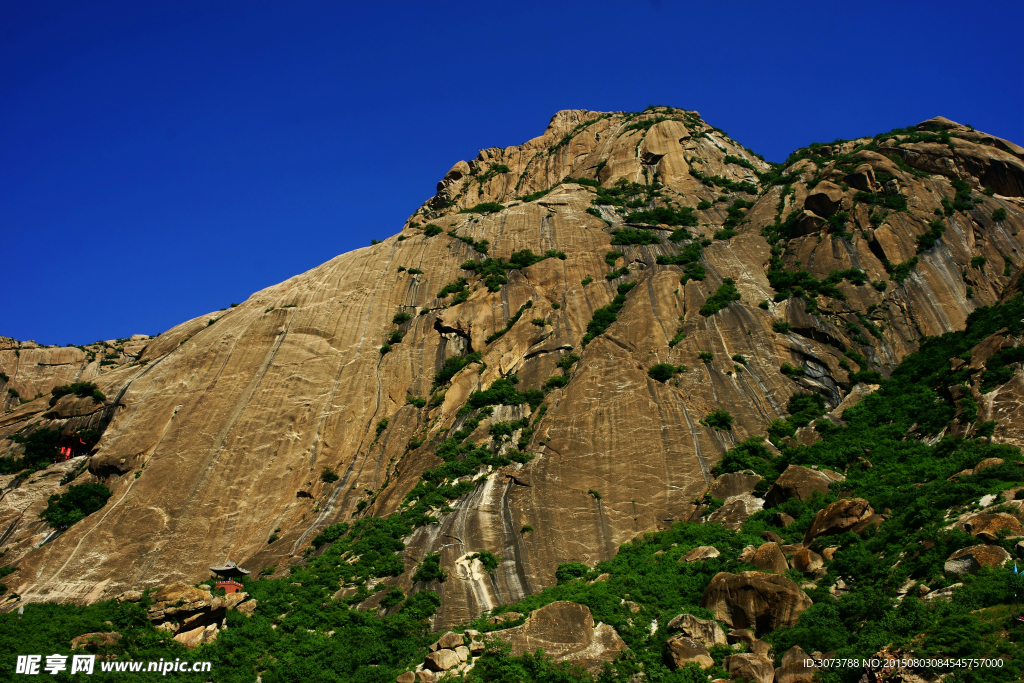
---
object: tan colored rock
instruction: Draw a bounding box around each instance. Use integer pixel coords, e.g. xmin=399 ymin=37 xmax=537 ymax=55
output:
xmin=961 ymin=512 xmax=1024 ymax=541
xmin=665 ymin=614 xmax=727 ymax=647
xmin=116 ymin=590 xmax=142 ymax=603
xmin=707 ymin=493 xmax=764 ymax=531
xmin=431 ymin=631 xmax=465 ymax=651
xmin=765 ymin=465 xmax=838 ymax=508
xmin=804 ymin=181 xmax=845 ymax=217
xmin=752 ymin=542 xmax=789 ymax=574
xmin=803 ymin=498 xmax=877 ymax=544
xmin=944 ymin=545 xmax=1011 ymax=576
xmin=70 ymin=632 xmax=121 ymax=649
xmin=487 ymin=612 xmax=522 ymax=625
xmin=723 ymin=653 xmax=774 ymax=683
xmin=454 ymin=646 xmax=470 ymax=662
xmin=666 ymin=635 xmax=713 ymax=669
xmin=774 ymin=645 xmax=817 ymax=683
xmin=396 ymin=673 xmax=416 ymax=683
xmin=681 ymin=546 xmax=720 ymax=562
xmin=173 ymin=623 xmax=218 ymax=648
xmin=708 ymin=471 xmax=763 ymax=500
xmin=790 ymin=548 xmax=824 ymax=574
xmin=236 ymin=599 xmax=257 ymax=616
xmin=415 ymin=672 xmax=435 ymax=683
xmin=701 ymin=571 xmax=813 ymax=634
xmin=423 ymin=649 xmax=461 ymax=672
xmin=486 ymin=601 xmax=625 ymax=673
xmin=773 ymin=512 xmax=796 ymax=527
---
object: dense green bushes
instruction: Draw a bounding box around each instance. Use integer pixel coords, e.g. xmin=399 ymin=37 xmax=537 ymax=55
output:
xmin=40 ymin=483 xmax=112 ymax=529
xmin=49 ymin=382 xmax=104 ymax=407
xmin=699 ymin=278 xmax=741 ymax=316
xmin=582 ymin=282 xmax=636 ymax=346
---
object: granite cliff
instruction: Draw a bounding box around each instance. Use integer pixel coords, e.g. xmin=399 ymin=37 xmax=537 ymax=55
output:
xmin=3 ymin=107 xmax=1024 ymax=636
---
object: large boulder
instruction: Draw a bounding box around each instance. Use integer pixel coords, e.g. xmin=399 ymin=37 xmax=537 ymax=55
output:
xmin=722 ymin=653 xmax=775 ymax=683
xmin=70 ymin=632 xmax=121 ymax=650
xmin=700 ymin=572 xmax=813 ymax=634
xmin=423 ymin=649 xmax=461 ymax=672
xmin=944 ymin=545 xmax=1011 ymax=576
xmin=680 ymin=546 xmax=720 ymax=562
xmin=752 ymin=542 xmax=789 ymax=574
xmin=173 ymin=624 xmax=218 ymax=648
xmin=147 ymin=584 xmax=214 ymax=622
xmin=765 ymin=465 xmax=842 ymax=508
xmin=804 ymin=181 xmax=845 ymax=217
xmin=960 ymin=513 xmax=1024 ymax=541
xmin=790 ymin=548 xmax=824 ymax=575
xmin=708 ymin=471 xmax=763 ymax=500
xmin=803 ymin=499 xmax=880 ymax=545
xmin=774 ymin=645 xmax=817 ymax=683
xmin=487 ymin=601 xmax=625 ymax=673
xmin=707 ymin=494 xmax=764 ymax=531
xmin=666 ymin=636 xmax=713 ymax=669
xmin=429 ymin=632 xmax=465 ymax=651
xmin=665 ymin=614 xmax=727 ymax=647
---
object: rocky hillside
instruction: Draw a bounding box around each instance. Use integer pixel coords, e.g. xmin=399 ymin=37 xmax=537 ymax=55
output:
xmin=3 ymin=104 xmax=1024 ymax=647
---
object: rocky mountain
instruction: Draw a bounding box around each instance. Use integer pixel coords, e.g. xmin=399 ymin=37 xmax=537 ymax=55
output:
xmin=3 ymin=105 xmax=1024 ymax=660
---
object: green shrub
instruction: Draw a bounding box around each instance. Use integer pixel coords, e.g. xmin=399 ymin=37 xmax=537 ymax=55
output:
xmin=624 ymin=206 xmax=698 ymax=227
xmin=320 ymin=468 xmax=339 ymax=483
xmin=422 ymin=223 xmax=443 ymax=237
xmin=49 ymin=382 xmax=104 ymax=407
xmin=486 ymin=301 xmax=533 ymax=344
xmin=731 ymin=354 xmax=748 ymax=365
xmin=992 ymin=208 xmax=1007 ymax=222
xmin=544 ymin=375 xmax=569 ymax=390
xmin=605 ymin=250 xmax=623 ymax=266
xmin=697 ymin=200 xmax=712 ymax=210
xmin=581 ymin=276 xmax=593 ymax=286
xmin=971 ymin=256 xmax=988 ymax=271
xmin=582 ymin=282 xmax=636 ymax=345
xmin=699 ymin=278 xmax=741 ymax=316
xmin=916 ymin=219 xmax=946 ymax=252
xmin=610 ymin=228 xmax=661 ymax=245
xmin=406 ymin=396 xmax=426 ymax=408
xmin=40 ymin=483 xmax=112 ymax=529
xmin=412 ymin=553 xmax=447 ymax=583
xmin=467 ymin=550 xmax=501 ymax=573
xmin=434 ymin=351 xmax=483 ymax=388
xmin=407 ymin=268 xmax=423 ymax=275
xmin=647 ymin=364 xmax=677 ymax=382
xmin=459 ymin=202 xmax=505 ymax=214
xmin=554 ymin=562 xmax=591 ymax=583
xmin=701 ymin=409 xmax=733 ymax=431
xmin=587 ymin=489 xmax=601 ymax=500
xmin=758 ymin=300 xmax=770 ymax=310
xmin=388 ymin=330 xmax=404 ymax=344
xmin=376 ymin=418 xmax=389 ymax=436
xmin=780 ymin=362 xmax=804 ymax=377
xmin=698 ymin=351 xmax=713 ymax=362
xmin=380 ymin=343 xmax=392 ymax=354
xmin=392 ymin=312 xmax=412 ymax=325
xmin=371 ymin=239 xmax=382 ymax=245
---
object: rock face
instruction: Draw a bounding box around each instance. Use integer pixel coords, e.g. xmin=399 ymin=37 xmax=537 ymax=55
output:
xmin=751 ymin=542 xmax=789 ymax=574
xmin=666 ymin=636 xmax=713 ymax=669
xmin=944 ymin=545 xmax=1011 ymax=576
xmin=803 ymin=498 xmax=880 ymax=544
xmin=765 ymin=465 xmax=842 ymax=507
xmin=707 ymin=493 xmax=764 ymax=531
xmin=722 ymin=653 xmax=775 ymax=683
xmin=665 ymin=613 xmax=727 ymax=647
xmin=486 ymin=601 xmax=625 ymax=673
xmin=700 ymin=571 xmax=813 ymax=634
xmin=681 ymin=546 xmax=721 ymax=563
xmin=4 ymin=109 xmax=1024 ymax=629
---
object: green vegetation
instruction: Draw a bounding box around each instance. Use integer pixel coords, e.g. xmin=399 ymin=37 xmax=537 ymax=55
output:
xmin=582 ymin=282 xmax=636 ymax=346
xmin=422 ymin=223 xmax=443 ymax=237
xmin=4 ymin=427 xmax=100 ymax=474
xmin=320 ymin=468 xmax=339 ymax=483
xmin=40 ymin=483 xmax=112 ymax=529
xmin=467 ymin=550 xmax=501 ymax=573
xmin=447 ymin=231 xmax=490 ymax=254
xmin=605 ymin=267 xmax=629 ymax=280
xmin=609 ymin=228 xmax=660 ymax=245
xmin=433 ymin=351 xmax=483 ymax=389
xmin=773 ymin=320 xmax=793 ymax=333
xmin=486 ymin=301 xmax=532 ymax=344
xmin=688 ymin=168 xmax=757 ymax=194
xmin=698 ymin=351 xmax=713 ymax=362
xmin=581 ymin=276 xmax=593 ymax=286
xmin=698 ymin=278 xmax=741 ymax=316
xmin=49 ymin=382 xmax=104 ymax=407
xmin=459 ymin=202 xmax=505 ymax=214
xmin=412 ymin=553 xmax=447 ymax=584
xmin=780 ymin=362 xmax=804 ymax=377
xmin=916 ymin=219 xmax=947 ymax=252
xmin=647 ymin=364 xmax=679 ymax=382
xmin=700 ymin=409 xmax=733 ymax=431
xmin=992 ymin=208 xmax=1007 ymax=222
xmin=624 ymin=206 xmax=698 ymax=227
xmin=392 ymin=312 xmax=412 ymax=325
xmin=437 ymin=277 xmax=470 ymax=304
xmin=462 ymin=249 xmax=565 ymax=292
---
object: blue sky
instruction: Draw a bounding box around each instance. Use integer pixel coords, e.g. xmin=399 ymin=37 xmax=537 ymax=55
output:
xmin=3 ymin=0 xmax=1022 ymax=345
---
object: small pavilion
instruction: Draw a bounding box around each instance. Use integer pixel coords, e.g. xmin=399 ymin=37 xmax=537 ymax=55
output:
xmin=209 ymin=560 xmax=250 ymax=594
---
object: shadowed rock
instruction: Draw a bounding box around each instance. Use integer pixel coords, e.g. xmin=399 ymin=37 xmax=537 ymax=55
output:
xmin=700 ymin=571 xmax=813 ymax=634
xmin=945 ymin=545 xmax=1010 ymax=576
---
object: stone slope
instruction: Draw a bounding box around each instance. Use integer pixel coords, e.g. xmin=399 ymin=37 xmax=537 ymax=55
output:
xmin=2 ymin=107 xmax=1023 ymax=630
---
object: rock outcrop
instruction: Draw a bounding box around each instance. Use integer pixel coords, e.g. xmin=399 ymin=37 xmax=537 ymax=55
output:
xmin=944 ymin=545 xmax=1011 ymax=576
xmin=3 ymin=108 xmax=1023 ymax=633
xmin=700 ymin=571 xmax=813 ymax=634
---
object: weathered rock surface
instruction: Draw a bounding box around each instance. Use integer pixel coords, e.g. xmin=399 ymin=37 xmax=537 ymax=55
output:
xmin=700 ymin=571 xmax=813 ymax=634
xmin=3 ymin=109 xmax=1024 ymax=631
xmin=666 ymin=635 xmax=713 ymax=669
xmin=708 ymin=471 xmax=763 ymax=499
xmin=803 ymin=498 xmax=879 ymax=544
xmin=722 ymin=653 xmax=775 ymax=683
xmin=486 ymin=601 xmax=625 ymax=673
xmin=765 ymin=465 xmax=842 ymax=508
xmin=707 ymin=493 xmax=764 ymax=531
xmin=959 ymin=512 xmax=1024 ymax=541
xmin=665 ymin=613 xmax=727 ymax=647
xmin=751 ymin=542 xmax=789 ymax=574
xmin=944 ymin=545 xmax=1011 ymax=576
xmin=681 ymin=546 xmax=720 ymax=563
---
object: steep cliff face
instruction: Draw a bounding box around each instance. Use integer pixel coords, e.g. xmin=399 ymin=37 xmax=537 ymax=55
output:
xmin=3 ymin=108 xmax=1023 ymax=628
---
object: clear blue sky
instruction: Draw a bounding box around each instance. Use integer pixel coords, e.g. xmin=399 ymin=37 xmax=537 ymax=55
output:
xmin=3 ymin=0 xmax=1022 ymax=345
